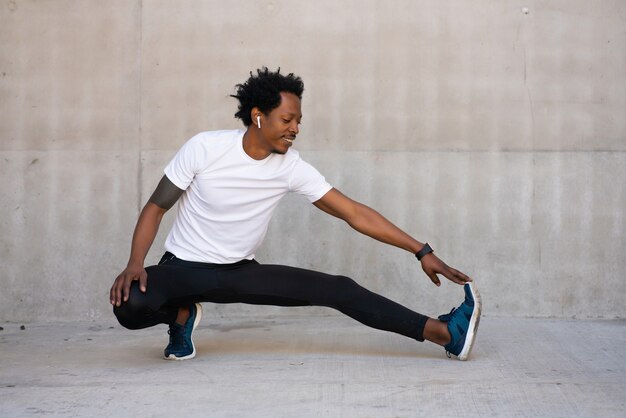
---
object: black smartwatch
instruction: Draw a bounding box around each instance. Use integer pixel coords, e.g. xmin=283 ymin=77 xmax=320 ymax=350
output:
xmin=415 ymin=243 xmax=433 ymax=261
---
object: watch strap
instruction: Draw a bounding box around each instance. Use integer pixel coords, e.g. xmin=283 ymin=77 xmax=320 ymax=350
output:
xmin=415 ymin=243 xmax=434 ymax=261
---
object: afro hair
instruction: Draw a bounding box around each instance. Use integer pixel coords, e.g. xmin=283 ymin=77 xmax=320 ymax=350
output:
xmin=231 ymin=67 xmax=304 ymax=127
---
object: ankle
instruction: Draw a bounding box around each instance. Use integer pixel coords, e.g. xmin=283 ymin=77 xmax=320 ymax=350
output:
xmin=175 ymin=307 xmax=190 ymax=325
xmin=423 ymin=318 xmax=452 ymax=347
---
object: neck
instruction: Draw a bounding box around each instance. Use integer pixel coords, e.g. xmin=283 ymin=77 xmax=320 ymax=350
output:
xmin=242 ymin=129 xmax=271 ymax=160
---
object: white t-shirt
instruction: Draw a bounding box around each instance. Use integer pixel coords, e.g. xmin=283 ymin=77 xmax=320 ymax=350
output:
xmin=163 ymin=129 xmax=333 ymax=263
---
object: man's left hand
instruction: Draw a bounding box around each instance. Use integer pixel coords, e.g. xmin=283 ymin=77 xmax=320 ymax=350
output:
xmin=420 ymin=253 xmax=472 ymax=287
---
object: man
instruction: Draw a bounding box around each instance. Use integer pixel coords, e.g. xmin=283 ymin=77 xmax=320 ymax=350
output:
xmin=110 ymin=67 xmax=481 ymax=361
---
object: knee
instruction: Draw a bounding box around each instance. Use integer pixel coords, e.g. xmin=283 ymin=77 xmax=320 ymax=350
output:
xmin=324 ymin=275 xmax=363 ymax=304
xmin=331 ymin=275 xmax=359 ymax=291
xmin=112 ymin=287 xmax=150 ymax=330
xmin=113 ymin=303 xmax=142 ymax=330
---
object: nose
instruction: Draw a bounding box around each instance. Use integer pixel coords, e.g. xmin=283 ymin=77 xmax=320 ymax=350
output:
xmin=290 ymin=121 xmax=299 ymax=135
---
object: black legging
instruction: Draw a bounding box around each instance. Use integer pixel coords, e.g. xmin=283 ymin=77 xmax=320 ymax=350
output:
xmin=113 ymin=252 xmax=429 ymax=341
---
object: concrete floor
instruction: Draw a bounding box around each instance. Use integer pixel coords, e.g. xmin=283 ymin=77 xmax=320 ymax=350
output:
xmin=0 ymin=314 xmax=624 ymax=417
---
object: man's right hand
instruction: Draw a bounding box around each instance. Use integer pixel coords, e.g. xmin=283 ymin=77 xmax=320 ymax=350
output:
xmin=110 ymin=177 xmax=183 ymax=308
xmin=110 ymin=264 xmax=147 ymax=307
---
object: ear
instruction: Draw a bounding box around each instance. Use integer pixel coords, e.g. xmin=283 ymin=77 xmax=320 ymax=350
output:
xmin=250 ymin=107 xmax=263 ymax=129
xmin=250 ymin=107 xmax=263 ymax=122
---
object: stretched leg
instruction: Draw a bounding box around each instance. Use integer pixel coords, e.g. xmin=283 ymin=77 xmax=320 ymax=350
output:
xmin=217 ymin=262 xmax=479 ymax=356
xmin=215 ymin=263 xmax=430 ymax=342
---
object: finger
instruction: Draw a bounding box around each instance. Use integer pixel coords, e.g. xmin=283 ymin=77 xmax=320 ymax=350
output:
xmin=446 ymin=271 xmax=467 ymax=285
xmin=139 ymin=269 xmax=147 ymax=293
xmin=443 ymin=269 xmax=466 ymax=285
xmin=109 ymin=284 xmax=115 ymax=305
xmin=110 ymin=282 xmax=120 ymax=306
xmin=427 ymin=272 xmax=441 ymax=287
xmin=449 ymin=268 xmax=472 ymax=284
xmin=116 ymin=280 xmax=125 ymax=306
xmin=109 ymin=278 xmax=118 ymax=305
xmin=113 ymin=276 xmax=124 ymax=306
xmin=122 ymin=275 xmax=135 ymax=303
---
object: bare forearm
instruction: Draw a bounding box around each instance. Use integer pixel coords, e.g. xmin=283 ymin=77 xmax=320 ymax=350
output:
xmin=111 ymin=176 xmax=182 ymax=306
xmin=127 ymin=203 xmax=165 ymax=267
xmin=314 ymin=188 xmax=471 ymax=287
xmin=346 ymin=202 xmax=423 ymax=254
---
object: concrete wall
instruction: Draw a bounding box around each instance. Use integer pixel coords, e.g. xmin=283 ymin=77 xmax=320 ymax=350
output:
xmin=1 ymin=0 xmax=624 ymax=322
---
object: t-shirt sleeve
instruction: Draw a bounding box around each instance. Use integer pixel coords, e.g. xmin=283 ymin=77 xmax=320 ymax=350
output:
xmin=289 ymin=158 xmax=333 ymax=202
xmin=163 ymin=133 xmax=206 ymax=190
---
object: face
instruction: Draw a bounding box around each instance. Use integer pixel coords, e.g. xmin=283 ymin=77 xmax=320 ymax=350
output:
xmin=256 ymin=92 xmax=302 ymax=155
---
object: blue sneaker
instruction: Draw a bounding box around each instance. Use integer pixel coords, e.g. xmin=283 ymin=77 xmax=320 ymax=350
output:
xmin=438 ymin=282 xmax=482 ymax=361
xmin=164 ymin=303 xmax=203 ymax=360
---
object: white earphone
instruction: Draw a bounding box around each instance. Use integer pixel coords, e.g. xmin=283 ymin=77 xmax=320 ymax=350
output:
xmin=256 ymin=115 xmax=261 ymax=129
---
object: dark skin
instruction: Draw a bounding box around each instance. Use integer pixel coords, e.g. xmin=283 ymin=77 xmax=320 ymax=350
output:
xmin=110 ymin=92 xmax=471 ymax=346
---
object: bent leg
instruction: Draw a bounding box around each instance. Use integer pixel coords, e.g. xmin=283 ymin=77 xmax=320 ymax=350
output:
xmin=113 ymin=281 xmax=177 ymax=329
xmin=113 ymin=263 xmax=220 ymax=330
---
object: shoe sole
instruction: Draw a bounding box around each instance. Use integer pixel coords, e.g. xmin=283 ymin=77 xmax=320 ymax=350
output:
xmin=457 ymin=282 xmax=481 ymax=361
xmin=164 ymin=303 xmax=203 ymax=361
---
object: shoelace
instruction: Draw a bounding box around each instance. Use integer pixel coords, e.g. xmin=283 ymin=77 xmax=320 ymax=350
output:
xmin=167 ymin=326 xmax=187 ymax=349
xmin=438 ymin=307 xmax=456 ymax=323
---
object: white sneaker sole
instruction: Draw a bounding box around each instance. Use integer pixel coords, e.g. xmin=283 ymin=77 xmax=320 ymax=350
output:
xmin=457 ymin=282 xmax=482 ymax=361
xmin=164 ymin=303 xmax=203 ymax=361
